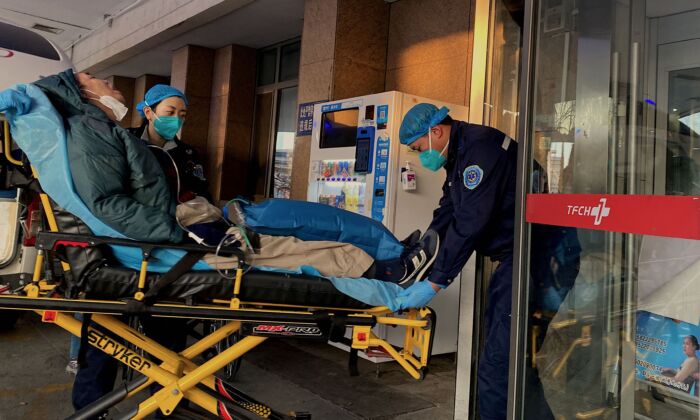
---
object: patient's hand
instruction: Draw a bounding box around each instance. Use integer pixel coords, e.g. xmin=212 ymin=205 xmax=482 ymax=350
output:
xmin=0 ymin=89 xmax=31 ymax=116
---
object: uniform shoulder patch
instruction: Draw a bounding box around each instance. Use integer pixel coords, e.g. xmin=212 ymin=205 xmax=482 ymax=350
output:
xmin=463 ymin=165 xmax=483 ymax=190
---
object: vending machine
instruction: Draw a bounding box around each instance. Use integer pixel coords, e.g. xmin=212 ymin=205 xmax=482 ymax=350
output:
xmin=307 ymin=91 xmax=471 ymax=357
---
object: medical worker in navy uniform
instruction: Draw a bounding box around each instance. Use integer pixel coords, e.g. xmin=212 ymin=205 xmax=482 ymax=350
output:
xmin=397 ymin=103 xmax=517 ymax=420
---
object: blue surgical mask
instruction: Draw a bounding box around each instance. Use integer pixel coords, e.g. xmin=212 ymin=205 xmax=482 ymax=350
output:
xmin=153 ymin=115 xmax=183 ymax=140
xmin=419 ymin=129 xmax=448 ymax=171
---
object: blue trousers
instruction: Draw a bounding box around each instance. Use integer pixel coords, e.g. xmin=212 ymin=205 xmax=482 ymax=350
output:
xmin=477 ymin=257 xmax=560 ymax=420
xmin=477 ymin=258 xmax=512 ymax=420
xmin=72 ymin=327 xmax=119 ymax=411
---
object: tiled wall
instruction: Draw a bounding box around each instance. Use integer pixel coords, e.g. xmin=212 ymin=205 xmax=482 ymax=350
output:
xmin=171 ymin=45 xmax=215 ymax=155
xmin=290 ymin=0 xmax=474 ymax=200
xmin=218 ymin=45 xmax=256 ymax=201
xmin=386 ymin=0 xmax=472 ymax=105
xmin=290 ymin=0 xmax=340 ymax=200
xmin=332 ymin=0 xmax=390 ymax=101
xmin=207 ymin=44 xmax=257 ymax=202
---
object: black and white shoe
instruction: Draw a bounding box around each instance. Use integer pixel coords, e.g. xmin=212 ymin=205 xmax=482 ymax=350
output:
xmin=400 ymin=229 xmax=422 ymax=248
xmin=398 ymin=229 xmax=440 ymax=286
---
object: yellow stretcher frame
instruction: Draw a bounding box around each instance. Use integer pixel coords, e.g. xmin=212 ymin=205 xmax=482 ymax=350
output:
xmin=6 ymin=226 xmax=436 ymax=419
xmin=17 ymin=297 xmax=434 ymax=419
xmin=0 ymin=120 xmax=436 ymax=419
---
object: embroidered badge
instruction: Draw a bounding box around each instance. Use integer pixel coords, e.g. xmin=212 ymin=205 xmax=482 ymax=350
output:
xmin=463 ymin=165 xmax=483 ymax=190
xmin=192 ymin=164 xmax=205 ymax=180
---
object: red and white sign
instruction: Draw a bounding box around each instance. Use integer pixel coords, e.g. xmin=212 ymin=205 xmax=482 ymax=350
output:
xmin=526 ymin=194 xmax=700 ymax=240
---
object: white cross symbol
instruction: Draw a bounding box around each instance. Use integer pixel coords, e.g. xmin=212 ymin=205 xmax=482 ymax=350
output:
xmin=590 ymin=198 xmax=611 ymax=225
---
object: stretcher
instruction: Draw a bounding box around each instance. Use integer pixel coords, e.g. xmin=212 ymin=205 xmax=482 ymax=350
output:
xmin=0 ymin=121 xmax=436 ymax=419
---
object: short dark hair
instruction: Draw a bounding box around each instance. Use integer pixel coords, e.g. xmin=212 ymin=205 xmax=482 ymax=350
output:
xmin=438 ymin=115 xmax=454 ymax=126
xmin=688 ymin=335 xmax=699 ymax=351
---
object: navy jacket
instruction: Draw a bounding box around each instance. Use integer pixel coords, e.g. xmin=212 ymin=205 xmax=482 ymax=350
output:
xmin=428 ymin=121 xmax=517 ymax=286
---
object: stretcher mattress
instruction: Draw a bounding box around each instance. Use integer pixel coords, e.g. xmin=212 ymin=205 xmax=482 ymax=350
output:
xmin=83 ymin=266 xmax=369 ymax=309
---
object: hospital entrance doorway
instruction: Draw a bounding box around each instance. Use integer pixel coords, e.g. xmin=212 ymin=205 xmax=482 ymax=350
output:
xmin=511 ymin=1 xmax=700 ymax=419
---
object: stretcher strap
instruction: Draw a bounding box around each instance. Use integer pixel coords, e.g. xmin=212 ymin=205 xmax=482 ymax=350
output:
xmin=143 ymin=251 xmax=205 ymax=304
xmin=77 ymin=313 xmax=92 ymax=368
xmin=315 ymin=313 xmax=354 ymax=342
xmin=124 ymin=251 xmax=205 ymax=314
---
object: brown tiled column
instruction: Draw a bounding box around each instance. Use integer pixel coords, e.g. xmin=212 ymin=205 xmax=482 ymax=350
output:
xmin=289 ymin=0 xmax=338 ymax=200
xmin=130 ymin=74 xmax=169 ymax=128
xmin=385 ymin=0 xmax=472 ymax=104
xmin=207 ymin=45 xmax=256 ymax=203
xmin=290 ymin=0 xmax=390 ymax=200
xmin=332 ymin=0 xmax=390 ymax=100
xmin=170 ymin=45 xmax=215 ymax=158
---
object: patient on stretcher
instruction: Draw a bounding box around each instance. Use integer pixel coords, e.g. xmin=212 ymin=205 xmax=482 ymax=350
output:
xmin=1 ymin=70 xmax=439 ymax=284
xmin=177 ymin=196 xmax=438 ymax=284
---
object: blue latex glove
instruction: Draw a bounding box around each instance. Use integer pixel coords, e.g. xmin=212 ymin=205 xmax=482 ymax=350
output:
xmin=0 ymin=90 xmax=31 ymax=116
xmin=395 ymin=280 xmax=438 ymax=310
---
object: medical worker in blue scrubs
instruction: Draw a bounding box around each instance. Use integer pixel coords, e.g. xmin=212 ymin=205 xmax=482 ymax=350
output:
xmin=397 ymin=103 xmax=517 ymax=420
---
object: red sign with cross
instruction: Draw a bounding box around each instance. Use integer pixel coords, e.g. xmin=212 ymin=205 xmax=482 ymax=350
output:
xmin=526 ymin=194 xmax=700 ymax=239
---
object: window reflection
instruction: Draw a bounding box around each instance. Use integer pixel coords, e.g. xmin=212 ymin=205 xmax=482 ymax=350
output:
xmin=272 ymin=86 xmax=297 ymax=198
xmin=666 ymin=67 xmax=700 ymax=196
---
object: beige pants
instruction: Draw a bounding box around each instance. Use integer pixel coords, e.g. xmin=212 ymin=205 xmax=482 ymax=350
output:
xmin=203 ymin=233 xmax=373 ymax=278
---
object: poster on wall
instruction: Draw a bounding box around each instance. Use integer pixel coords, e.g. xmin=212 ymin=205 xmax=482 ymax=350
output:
xmin=297 ymin=100 xmax=326 ymax=136
xmin=636 ymin=310 xmax=700 ymax=399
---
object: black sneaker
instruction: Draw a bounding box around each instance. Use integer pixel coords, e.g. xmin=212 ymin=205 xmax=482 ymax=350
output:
xmin=400 ymin=229 xmax=422 ymax=248
xmin=399 ymin=229 xmax=440 ymax=285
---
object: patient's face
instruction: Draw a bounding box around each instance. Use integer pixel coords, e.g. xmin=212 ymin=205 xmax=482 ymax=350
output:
xmin=75 ymin=72 xmax=126 ymax=104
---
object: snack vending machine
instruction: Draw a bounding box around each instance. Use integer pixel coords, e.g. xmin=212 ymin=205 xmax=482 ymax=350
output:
xmin=307 ymin=91 xmax=471 ymax=356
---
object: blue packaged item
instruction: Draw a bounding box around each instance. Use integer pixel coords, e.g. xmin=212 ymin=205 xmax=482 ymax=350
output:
xmin=239 ymin=198 xmax=404 ymax=261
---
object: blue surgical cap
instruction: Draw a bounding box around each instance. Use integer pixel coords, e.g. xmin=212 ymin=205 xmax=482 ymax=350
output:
xmin=136 ymin=84 xmax=189 ymax=117
xmin=399 ymin=103 xmax=450 ymax=145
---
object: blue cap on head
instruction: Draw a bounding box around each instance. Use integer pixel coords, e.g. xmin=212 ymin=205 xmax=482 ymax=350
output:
xmin=399 ymin=103 xmax=450 ymax=145
xmin=136 ymin=84 xmax=189 ymax=117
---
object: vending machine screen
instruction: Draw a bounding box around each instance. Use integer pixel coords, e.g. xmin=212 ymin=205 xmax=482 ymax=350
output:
xmin=320 ymin=108 xmax=359 ymax=149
